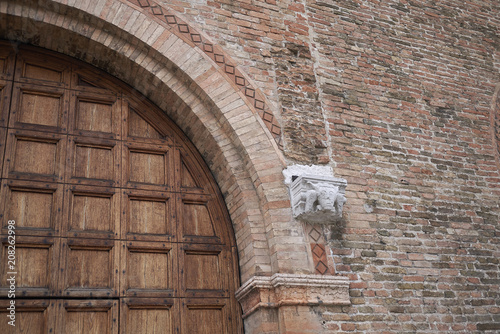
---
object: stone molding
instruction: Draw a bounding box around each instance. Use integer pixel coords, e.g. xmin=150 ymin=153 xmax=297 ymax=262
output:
xmin=235 ymin=274 xmax=350 ymax=318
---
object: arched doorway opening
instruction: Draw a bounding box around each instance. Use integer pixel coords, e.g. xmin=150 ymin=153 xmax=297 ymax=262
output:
xmin=0 ymin=42 xmax=242 ymax=333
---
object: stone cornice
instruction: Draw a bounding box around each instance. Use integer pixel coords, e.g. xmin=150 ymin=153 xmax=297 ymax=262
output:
xmin=236 ymin=274 xmax=350 ymax=318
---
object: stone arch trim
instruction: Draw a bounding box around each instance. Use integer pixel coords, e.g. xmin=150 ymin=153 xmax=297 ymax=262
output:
xmin=0 ymin=0 xmax=311 ymax=282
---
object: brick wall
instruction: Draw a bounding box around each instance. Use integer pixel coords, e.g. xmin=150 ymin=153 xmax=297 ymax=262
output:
xmin=3 ymin=0 xmax=499 ymax=332
xmin=165 ymin=0 xmax=500 ymax=332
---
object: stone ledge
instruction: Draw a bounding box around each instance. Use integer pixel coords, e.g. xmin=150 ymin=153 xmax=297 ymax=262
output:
xmin=235 ymin=274 xmax=350 ymax=318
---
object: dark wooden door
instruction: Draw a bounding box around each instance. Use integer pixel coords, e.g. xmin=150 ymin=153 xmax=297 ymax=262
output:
xmin=0 ymin=42 xmax=241 ymax=334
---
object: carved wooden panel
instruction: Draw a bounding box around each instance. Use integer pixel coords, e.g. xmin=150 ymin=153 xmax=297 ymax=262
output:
xmin=120 ymin=241 xmax=176 ymax=298
xmin=127 ymin=108 xmax=163 ymax=140
xmin=0 ymin=237 xmax=59 ymax=297
xmin=122 ymin=142 xmax=172 ymax=191
xmin=0 ymin=127 xmax=5 ymax=175
xmin=70 ymin=92 xmax=120 ymax=139
xmin=3 ymin=130 xmax=66 ymax=182
xmin=59 ymin=238 xmax=119 ymax=298
xmin=15 ymin=53 xmax=70 ymax=88
xmin=0 ymin=299 xmax=56 ymax=334
xmin=122 ymin=189 xmax=173 ymax=241
xmin=0 ymin=180 xmax=62 ymax=236
xmin=178 ymin=194 xmax=222 ymax=244
xmin=180 ymin=244 xmax=227 ymax=298
xmin=182 ymin=299 xmax=230 ymax=334
xmin=10 ymin=84 xmax=68 ymax=132
xmin=63 ymin=185 xmax=120 ymax=239
xmin=120 ymin=298 xmax=176 ymax=334
xmin=179 ymin=152 xmax=205 ymax=192
xmin=0 ymin=42 xmax=15 ymax=81
xmin=0 ymin=81 xmax=12 ymax=127
xmin=57 ymin=300 xmax=118 ymax=334
xmin=66 ymin=136 xmax=120 ymax=186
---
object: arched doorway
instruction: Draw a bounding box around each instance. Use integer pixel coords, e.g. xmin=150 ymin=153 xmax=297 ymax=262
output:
xmin=0 ymin=42 xmax=242 ymax=333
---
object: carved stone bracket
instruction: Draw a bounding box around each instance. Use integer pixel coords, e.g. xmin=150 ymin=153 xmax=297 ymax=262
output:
xmin=289 ymin=174 xmax=347 ymax=224
xmin=235 ymin=274 xmax=350 ymax=318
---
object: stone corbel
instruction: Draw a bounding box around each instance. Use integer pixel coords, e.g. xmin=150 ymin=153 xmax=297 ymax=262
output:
xmin=289 ymin=174 xmax=347 ymax=224
xmin=235 ymin=274 xmax=350 ymax=318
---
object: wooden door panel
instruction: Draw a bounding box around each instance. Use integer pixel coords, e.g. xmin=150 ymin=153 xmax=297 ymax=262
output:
xmin=10 ymin=84 xmax=68 ymax=132
xmin=66 ymin=136 xmax=120 ymax=186
xmin=120 ymin=298 xmax=176 ymax=334
xmin=63 ymin=185 xmax=120 ymax=239
xmin=123 ymin=143 xmax=172 ymax=191
xmin=0 ymin=180 xmax=62 ymax=236
xmin=0 ymin=237 xmax=59 ymax=297
xmin=70 ymin=92 xmax=121 ymax=139
xmin=178 ymin=151 xmax=206 ymax=193
xmin=0 ymin=42 xmax=15 ymax=81
xmin=0 ymin=299 xmax=56 ymax=334
xmin=0 ymin=81 xmax=12 ymax=127
xmin=122 ymin=142 xmax=173 ymax=191
xmin=178 ymin=193 xmax=223 ymax=244
xmin=0 ymin=45 xmax=242 ymax=334
xmin=181 ymin=160 xmax=202 ymax=189
xmin=123 ymin=95 xmax=175 ymax=145
xmin=14 ymin=51 xmax=69 ymax=88
xmin=120 ymin=241 xmax=176 ymax=298
xmin=2 ymin=129 xmax=66 ymax=182
xmin=122 ymin=189 xmax=174 ymax=241
xmin=59 ymin=238 xmax=119 ymax=297
xmin=0 ymin=127 xmax=6 ymax=180
xmin=179 ymin=244 xmax=228 ymax=298
xmin=182 ymin=299 xmax=231 ymax=334
xmin=57 ymin=299 xmax=118 ymax=334
xmin=127 ymin=108 xmax=163 ymax=140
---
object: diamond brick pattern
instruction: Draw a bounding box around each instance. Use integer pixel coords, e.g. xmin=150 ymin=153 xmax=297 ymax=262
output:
xmin=126 ymin=0 xmax=282 ymax=150
xmin=236 ymin=76 xmax=245 ymax=86
xmin=315 ymin=261 xmax=329 ymax=275
xmin=312 ymin=244 xmax=325 ymax=258
xmin=311 ymin=243 xmax=330 ymax=275
xmin=150 ymin=5 xmax=162 ymax=15
xmin=203 ymin=43 xmax=214 ymax=53
xmin=225 ymin=64 xmax=235 ymax=75
xmin=308 ymin=227 xmax=321 ymax=242
xmin=214 ymin=54 xmax=225 ymax=63
xmin=178 ymin=24 xmax=189 ymax=34
xmin=190 ymin=34 xmax=202 ymax=43
xmin=164 ymin=15 xmax=177 ymax=24
xmin=245 ymin=87 xmax=255 ymax=98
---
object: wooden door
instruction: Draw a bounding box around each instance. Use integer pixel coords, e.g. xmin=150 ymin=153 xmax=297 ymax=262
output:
xmin=0 ymin=42 xmax=242 ymax=334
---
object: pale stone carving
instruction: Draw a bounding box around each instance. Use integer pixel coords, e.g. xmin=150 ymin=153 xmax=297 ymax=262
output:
xmin=235 ymin=274 xmax=350 ymax=318
xmin=289 ymin=174 xmax=347 ymax=223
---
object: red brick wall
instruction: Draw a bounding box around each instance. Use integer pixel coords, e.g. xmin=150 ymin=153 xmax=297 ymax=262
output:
xmin=3 ymin=0 xmax=499 ymax=332
xmin=167 ymin=0 xmax=500 ymax=332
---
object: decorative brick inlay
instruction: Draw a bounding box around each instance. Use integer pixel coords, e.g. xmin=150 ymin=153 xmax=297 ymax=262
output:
xmin=126 ymin=0 xmax=283 ymax=149
xmin=305 ymin=223 xmax=332 ymax=275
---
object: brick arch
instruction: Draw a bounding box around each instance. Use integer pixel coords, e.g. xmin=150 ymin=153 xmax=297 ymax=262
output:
xmin=0 ymin=0 xmax=309 ymax=282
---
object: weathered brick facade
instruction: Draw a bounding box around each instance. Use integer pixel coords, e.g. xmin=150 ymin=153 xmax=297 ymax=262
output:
xmin=1 ymin=0 xmax=499 ymax=333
